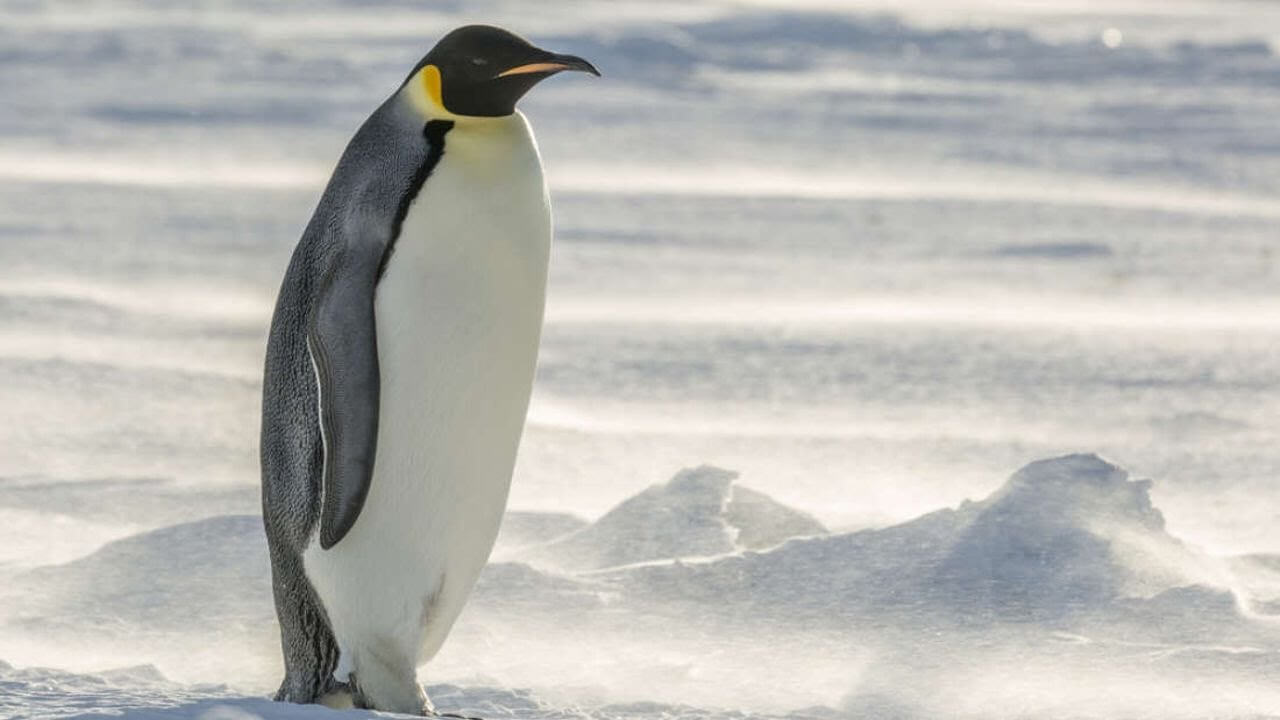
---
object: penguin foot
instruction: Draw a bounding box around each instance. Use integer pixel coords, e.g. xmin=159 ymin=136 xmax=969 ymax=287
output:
xmin=347 ymin=670 xmax=434 ymax=715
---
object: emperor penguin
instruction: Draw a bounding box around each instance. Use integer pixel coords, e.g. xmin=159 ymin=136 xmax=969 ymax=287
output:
xmin=259 ymin=25 xmax=597 ymax=714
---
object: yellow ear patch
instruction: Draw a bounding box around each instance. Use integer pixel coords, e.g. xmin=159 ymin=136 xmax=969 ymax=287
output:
xmin=421 ymin=64 xmax=444 ymax=108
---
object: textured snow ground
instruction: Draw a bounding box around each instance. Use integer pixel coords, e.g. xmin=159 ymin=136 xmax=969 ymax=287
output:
xmin=2 ymin=0 xmax=1280 ymax=718
xmin=6 ymin=457 xmax=1280 ymax=718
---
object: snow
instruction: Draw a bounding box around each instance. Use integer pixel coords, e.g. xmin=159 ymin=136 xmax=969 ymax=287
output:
xmin=5 ymin=456 xmax=1280 ymax=717
xmin=518 ymin=465 xmax=826 ymax=571
xmin=2 ymin=0 xmax=1280 ymax=717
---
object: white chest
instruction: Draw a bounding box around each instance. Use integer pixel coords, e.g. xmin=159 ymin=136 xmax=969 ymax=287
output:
xmin=303 ymin=112 xmax=551 ymax=674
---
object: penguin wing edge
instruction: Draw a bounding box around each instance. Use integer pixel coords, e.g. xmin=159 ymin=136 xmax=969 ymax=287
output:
xmin=307 ymin=248 xmax=381 ymax=550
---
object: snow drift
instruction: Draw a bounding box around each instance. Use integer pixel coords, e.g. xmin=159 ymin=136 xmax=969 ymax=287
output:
xmin=3 ymin=454 xmax=1278 ymax=719
xmin=517 ymin=465 xmax=826 ymax=571
xmin=604 ymin=455 xmax=1255 ymax=634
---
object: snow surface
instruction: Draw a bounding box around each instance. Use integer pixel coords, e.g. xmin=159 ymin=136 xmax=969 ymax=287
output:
xmin=5 ymin=456 xmax=1280 ymax=718
xmin=517 ymin=465 xmax=826 ymax=571
xmin=2 ymin=0 xmax=1280 ymax=717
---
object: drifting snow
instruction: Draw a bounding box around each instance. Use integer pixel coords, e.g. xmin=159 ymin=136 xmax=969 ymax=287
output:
xmin=3 ymin=455 xmax=1279 ymax=718
xmin=4 ymin=0 xmax=1280 ymax=717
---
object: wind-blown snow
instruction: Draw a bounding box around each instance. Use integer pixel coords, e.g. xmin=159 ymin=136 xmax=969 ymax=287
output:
xmin=4 ymin=456 xmax=1280 ymax=718
xmin=2 ymin=0 xmax=1279 ymax=717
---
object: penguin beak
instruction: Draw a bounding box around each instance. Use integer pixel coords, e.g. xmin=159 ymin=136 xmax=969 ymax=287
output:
xmin=496 ymin=52 xmax=600 ymax=79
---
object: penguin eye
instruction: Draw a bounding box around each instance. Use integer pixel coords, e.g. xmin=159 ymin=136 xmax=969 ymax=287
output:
xmin=470 ymin=57 xmax=488 ymax=67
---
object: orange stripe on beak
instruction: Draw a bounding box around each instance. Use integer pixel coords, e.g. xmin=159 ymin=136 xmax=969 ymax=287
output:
xmin=496 ymin=62 xmax=571 ymax=78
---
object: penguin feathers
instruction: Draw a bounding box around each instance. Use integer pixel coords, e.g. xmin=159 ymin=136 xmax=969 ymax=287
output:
xmin=263 ymin=95 xmax=451 ymax=554
xmin=260 ymin=24 xmax=596 ymax=713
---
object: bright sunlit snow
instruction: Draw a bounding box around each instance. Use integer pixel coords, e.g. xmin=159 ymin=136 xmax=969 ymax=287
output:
xmin=1 ymin=0 xmax=1279 ymax=718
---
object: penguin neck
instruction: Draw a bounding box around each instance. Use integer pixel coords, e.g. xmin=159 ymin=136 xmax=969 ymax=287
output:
xmin=401 ymin=76 xmax=524 ymax=131
xmin=396 ymin=84 xmax=540 ymax=183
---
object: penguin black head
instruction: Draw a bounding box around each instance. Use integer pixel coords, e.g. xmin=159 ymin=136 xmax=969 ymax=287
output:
xmin=409 ymin=25 xmax=599 ymax=118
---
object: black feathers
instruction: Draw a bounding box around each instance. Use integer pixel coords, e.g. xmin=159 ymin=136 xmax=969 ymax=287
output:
xmin=378 ymin=119 xmax=454 ymax=282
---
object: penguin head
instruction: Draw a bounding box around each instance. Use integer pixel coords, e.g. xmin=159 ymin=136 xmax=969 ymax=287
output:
xmin=408 ymin=25 xmax=599 ymax=118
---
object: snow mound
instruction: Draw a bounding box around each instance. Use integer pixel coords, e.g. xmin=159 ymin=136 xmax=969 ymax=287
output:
xmin=946 ymin=454 xmax=1237 ymax=613
xmin=4 ymin=454 xmax=1267 ymax=700
xmin=15 ymin=515 xmax=272 ymax=629
xmin=519 ymin=465 xmax=825 ymax=571
xmin=614 ymin=455 xmax=1243 ymax=629
xmin=932 ymin=453 xmax=1178 ymax=618
xmin=726 ymin=484 xmax=829 ymax=551
xmin=991 ymin=453 xmax=1162 ymax=527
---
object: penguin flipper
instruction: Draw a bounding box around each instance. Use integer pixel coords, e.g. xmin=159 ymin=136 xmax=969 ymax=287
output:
xmin=307 ymin=244 xmax=383 ymax=550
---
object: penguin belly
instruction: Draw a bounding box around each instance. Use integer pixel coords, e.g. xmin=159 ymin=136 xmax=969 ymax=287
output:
xmin=301 ymin=112 xmax=551 ymax=712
